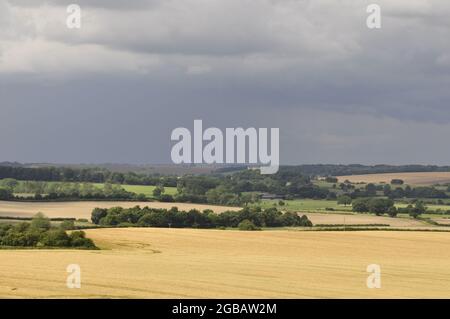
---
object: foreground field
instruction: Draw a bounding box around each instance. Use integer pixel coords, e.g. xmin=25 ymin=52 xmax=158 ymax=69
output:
xmin=0 ymin=228 xmax=450 ymax=298
xmin=0 ymin=201 xmax=239 ymax=219
xmin=337 ymin=172 xmax=450 ymax=185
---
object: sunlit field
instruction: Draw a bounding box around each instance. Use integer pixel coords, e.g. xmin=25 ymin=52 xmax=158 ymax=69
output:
xmin=337 ymin=172 xmax=450 ymax=186
xmin=1 ymin=228 xmax=450 ymax=298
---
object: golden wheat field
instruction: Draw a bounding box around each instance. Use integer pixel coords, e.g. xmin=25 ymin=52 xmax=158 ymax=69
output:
xmin=1 ymin=228 xmax=450 ymax=298
xmin=0 ymin=201 xmax=239 ymax=219
xmin=337 ymin=172 xmax=450 ymax=185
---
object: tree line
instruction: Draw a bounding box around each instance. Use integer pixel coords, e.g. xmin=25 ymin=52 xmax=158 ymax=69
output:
xmin=336 ymin=182 xmax=449 ymax=199
xmin=352 ymin=198 xmax=426 ymax=218
xmin=91 ymin=206 xmax=313 ymax=229
xmin=0 ymin=166 xmax=177 ymax=187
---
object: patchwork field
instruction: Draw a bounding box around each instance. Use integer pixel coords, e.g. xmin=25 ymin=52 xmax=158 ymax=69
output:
xmin=0 ymin=201 xmax=239 ymax=219
xmin=0 ymin=228 xmax=450 ymax=298
xmin=337 ymin=172 xmax=450 ymax=185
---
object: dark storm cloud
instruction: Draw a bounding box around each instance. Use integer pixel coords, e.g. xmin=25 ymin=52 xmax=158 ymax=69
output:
xmin=1 ymin=0 xmax=450 ymax=164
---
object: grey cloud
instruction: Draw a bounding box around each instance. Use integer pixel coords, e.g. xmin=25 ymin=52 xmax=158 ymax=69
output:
xmin=1 ymin=0 xmax=450 ymax=164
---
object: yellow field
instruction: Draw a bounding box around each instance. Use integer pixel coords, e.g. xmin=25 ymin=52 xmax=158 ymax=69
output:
xmin=337 ymin=172 xmax=450 ymax=185
xmin=1 ymin=228 xmax=450 ymax=298
xmin=0 ymin=201 xmax=239 ymax=219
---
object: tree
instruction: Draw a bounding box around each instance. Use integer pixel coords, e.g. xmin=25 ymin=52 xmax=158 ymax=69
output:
xmin=387 ymin=206 xmax=398 ymax=218
xmin=238 ymin=219 xmax=260 ymax=231
xmin=368 ymin=198 xmax=394 ymax=216
xmin=337 ymin=195 xmax=352 ymax=206
xmin=299 ymin=214 xmax=313 ymax=227
xmin=352 ymin=198 xmax=369 ymax=213
xmin=409 ymin=201 xmax=426 ymax=219
xmin=152 ymin=185 xmax=165 ymax=197
xmin=38 ymin=229 xmax=70 ymax=247
xmin=30 ymin=213 xmax=51 ymax=231
xmin=91 ymin=208 xmax=108 ymax=224
xmin=69 ymin=231 xmax=96 ymax=248
xmin=59 ymin=220 xmax=75 ymax=230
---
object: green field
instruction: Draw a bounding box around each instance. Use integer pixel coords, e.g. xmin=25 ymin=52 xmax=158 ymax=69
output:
xmin=254 ymin=199 xmax=353 ymax=213
xmin=7 ymin=180 xmax=178 ymax=199
xmin=92 ymin=183 xmax=178 ymax=198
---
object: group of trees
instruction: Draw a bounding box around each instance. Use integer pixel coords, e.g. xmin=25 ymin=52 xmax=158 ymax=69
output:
xmin=352 ymin=198 xmax=397 ymax=216
xmin=396 ymin=202 xmax=427 ymax=218
xmin=334 ymin=182 xmax=448 ymax=200
xmin=173 ymin=169 xmax=332 ymax=206
xmin=383 ymin=185 xmax=448 ymax=199
xmin=352 ymin=198 xmax=426 ymax=218
xmin=91 ymin=206 xmax=313 ymax=229
xmin=0 ymin=213 xmax=96 ymax=248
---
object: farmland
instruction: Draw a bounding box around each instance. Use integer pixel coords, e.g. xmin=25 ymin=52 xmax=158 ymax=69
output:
xmin=0 ymin=201 xmax=239 ymax=220
xmin=258 ymin=199 xmax=450 ymax=214
xmin=337 ymin=172 xmax=450 ymax=186
xmin=0 ymin=199 xmax=448 ymax=228
xmin=1 ymin=228 xmax=450 ymax=298
xmin=1 ymin=166 xmax=450 ymax=298
xmin=6 ymin=181 xmax=178 ymax=199
xmin=304 ymin=213 xmax=428 ymax=228
xmin=118 ymin=184 xmax=177 ymax=197
xmin=253 ymin=199 xmax=353 ymax=212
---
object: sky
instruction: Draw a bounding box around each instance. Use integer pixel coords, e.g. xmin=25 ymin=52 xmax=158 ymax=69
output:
xmin=1 ymin=0 xmax=450 ymax=165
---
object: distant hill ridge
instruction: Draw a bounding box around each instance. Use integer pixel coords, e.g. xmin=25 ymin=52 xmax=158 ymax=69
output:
xmin=1 ymin=162 xmax=450 ymax=177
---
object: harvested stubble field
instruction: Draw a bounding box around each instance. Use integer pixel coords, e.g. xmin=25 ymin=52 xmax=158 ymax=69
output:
xmin=0 ymin=201 xmax=239 ymax=219
xmin=305 ymin=213 xmax=428 ymax=228
xmin=1 ymin=228 xmax=450 ymax=298
xmin=337 ymin=172 xmax=450 ymax=185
